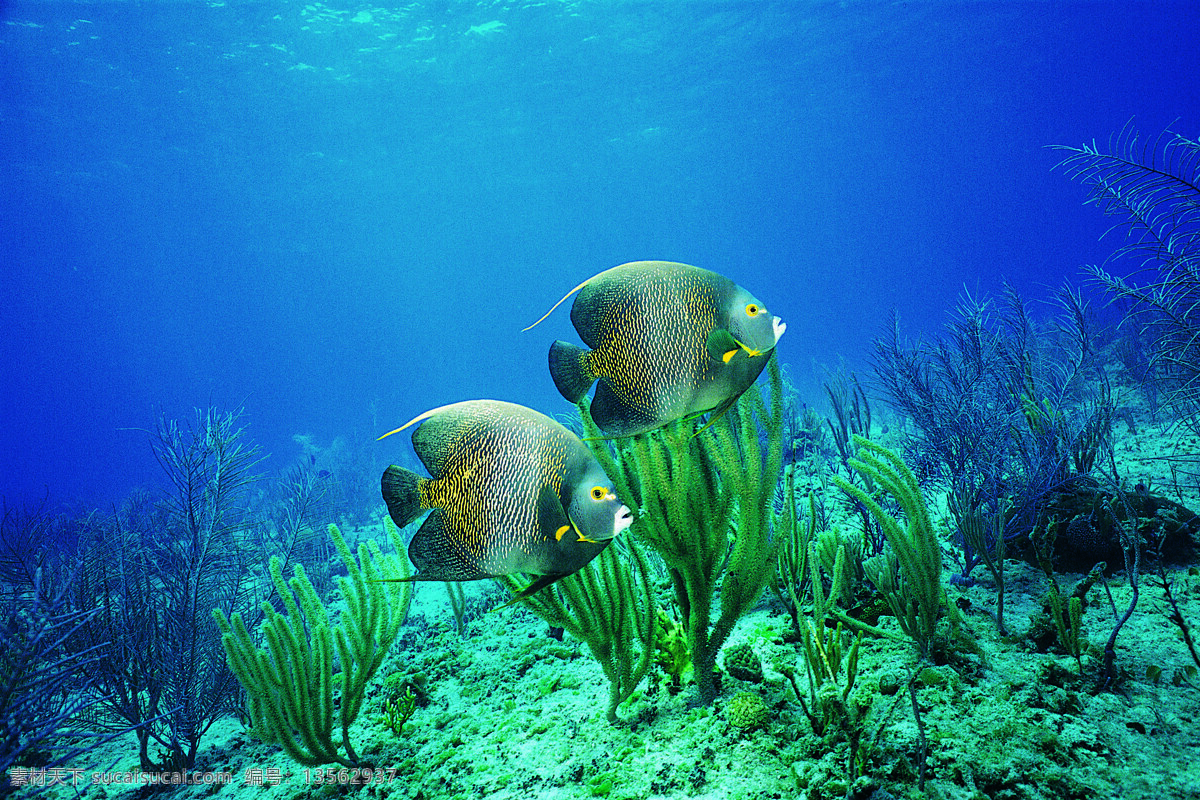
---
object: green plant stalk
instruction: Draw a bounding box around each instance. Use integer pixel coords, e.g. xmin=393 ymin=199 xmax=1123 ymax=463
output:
xmin=1069 ymin=596 xmax=1084 ymax=671
xmin=1048 ymin=588 xmax=1085 ymax=673
xmin=951 ymin=489 xmax=1009 ymax=635
xmin=501 ymin=538 xmax=657 ymax=723
xmin=774 ymin=478 xmax=815 ymax=639
xmin=583 ymin=358 xmax=784 ymax=704
xmin=706 ymin=373 xmax=784 ymax=700
xmin=213 ymin=521 xmax=411 ymax=767
xmin=446 ymin=582 xmax=467 ymax=636
xmin=831 ymin=436 xmax=951 ymax=657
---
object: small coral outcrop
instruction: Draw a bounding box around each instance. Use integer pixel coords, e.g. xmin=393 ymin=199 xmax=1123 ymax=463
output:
xmin=725 ymin=692 xmax=770 ymax=731
xmin=723 ymin=643 xmax=763 ymax=684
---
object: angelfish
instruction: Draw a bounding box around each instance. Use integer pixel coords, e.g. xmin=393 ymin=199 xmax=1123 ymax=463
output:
xmin=378 ymin=400 xmax=633 ymax=601
xmin=526 ymin=261 xmax=785 ymax=437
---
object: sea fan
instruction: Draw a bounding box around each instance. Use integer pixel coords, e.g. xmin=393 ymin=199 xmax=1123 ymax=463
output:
xmin=1054 ymin=123 xmax=1200 ymax=433
xmin=1053 ymin=121 xmax=1200 ymax=269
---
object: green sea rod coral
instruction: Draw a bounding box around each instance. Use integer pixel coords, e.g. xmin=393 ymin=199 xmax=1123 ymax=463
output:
xmin=500 ymin=537 xmax=656 ymax=723
xmin=584 ymin=356 xmax=785 ymax=704
xmin=831 ymin=436 xmax=965 ymax=657
xmin=213 ymin=521 xmax=411 ymax=767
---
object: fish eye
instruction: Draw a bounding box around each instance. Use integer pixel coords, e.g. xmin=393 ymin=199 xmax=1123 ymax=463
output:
xmin=745 ymin=303 xmax=760 ymax=317
xmin=590 ymin=486 xmax=607 ymax=501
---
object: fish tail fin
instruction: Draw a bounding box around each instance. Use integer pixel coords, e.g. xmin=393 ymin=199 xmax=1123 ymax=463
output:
xmin=381 ymin=465 xmax=425 ymax=529
xmin=549 ymin=340 xmax=596 ymax=403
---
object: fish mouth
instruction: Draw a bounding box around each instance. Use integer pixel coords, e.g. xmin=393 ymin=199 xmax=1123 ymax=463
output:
xmin=772 ymin=316 xmax=786 ymax=344
xmin=615 ymin=505 xmax=634 ymax=535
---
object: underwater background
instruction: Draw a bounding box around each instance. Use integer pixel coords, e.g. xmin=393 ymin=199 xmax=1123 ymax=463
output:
xmin=4 ymin=2 xmax=1200 ymax=800
xmin=2 ymin=0 xmax=1195 ymax=506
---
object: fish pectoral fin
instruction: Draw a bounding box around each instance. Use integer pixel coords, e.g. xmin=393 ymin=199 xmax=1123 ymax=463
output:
xmin=539 ymin=484 xmax=583 ymax=549
xmin=690 ymin=395 xmax=741 ymax=438
xmin=500 ymin=573 xmax=566 ymax=606
xmin=724 ymin=340 xmax=764 ymax=362
xmin=564 ymin=514 xmax=598 ymax=543
xmin=705 ymin=328 xmax=741 ymax=363
xmin=706 ymin=328 xmax=765 ymax=362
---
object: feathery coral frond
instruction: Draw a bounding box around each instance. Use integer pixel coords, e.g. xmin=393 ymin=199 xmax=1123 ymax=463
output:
xmin=1052 ymin=121 xmax=1200 ymax=270
xmin=1056 ymin=123 xmax=1200 ymax=433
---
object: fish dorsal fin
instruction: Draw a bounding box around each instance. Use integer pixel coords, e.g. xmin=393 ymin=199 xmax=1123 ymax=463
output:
xmin=522 ymin=274 xmax=596 ymax=332
xmin=376 ymin=402 xmax=464 ymax=442
xmin=379 ymin=401 xmax=504 ymax=479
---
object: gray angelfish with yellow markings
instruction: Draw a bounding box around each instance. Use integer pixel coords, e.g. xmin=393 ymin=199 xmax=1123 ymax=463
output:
xmin=526 ymin=260 xmax=785 ymax=437
xmin=377 ymin=400 xmax=632 ymax=601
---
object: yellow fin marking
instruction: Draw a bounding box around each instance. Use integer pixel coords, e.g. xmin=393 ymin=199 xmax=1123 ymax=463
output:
xmin=555 ymin=524 xmax=571 ymax=541
xmin=722 ymin=338 xmax=763 ymax=363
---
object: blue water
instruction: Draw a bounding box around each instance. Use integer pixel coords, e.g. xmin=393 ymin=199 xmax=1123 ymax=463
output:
xmin=2 ymin=1 xmax=1197 ymax=508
